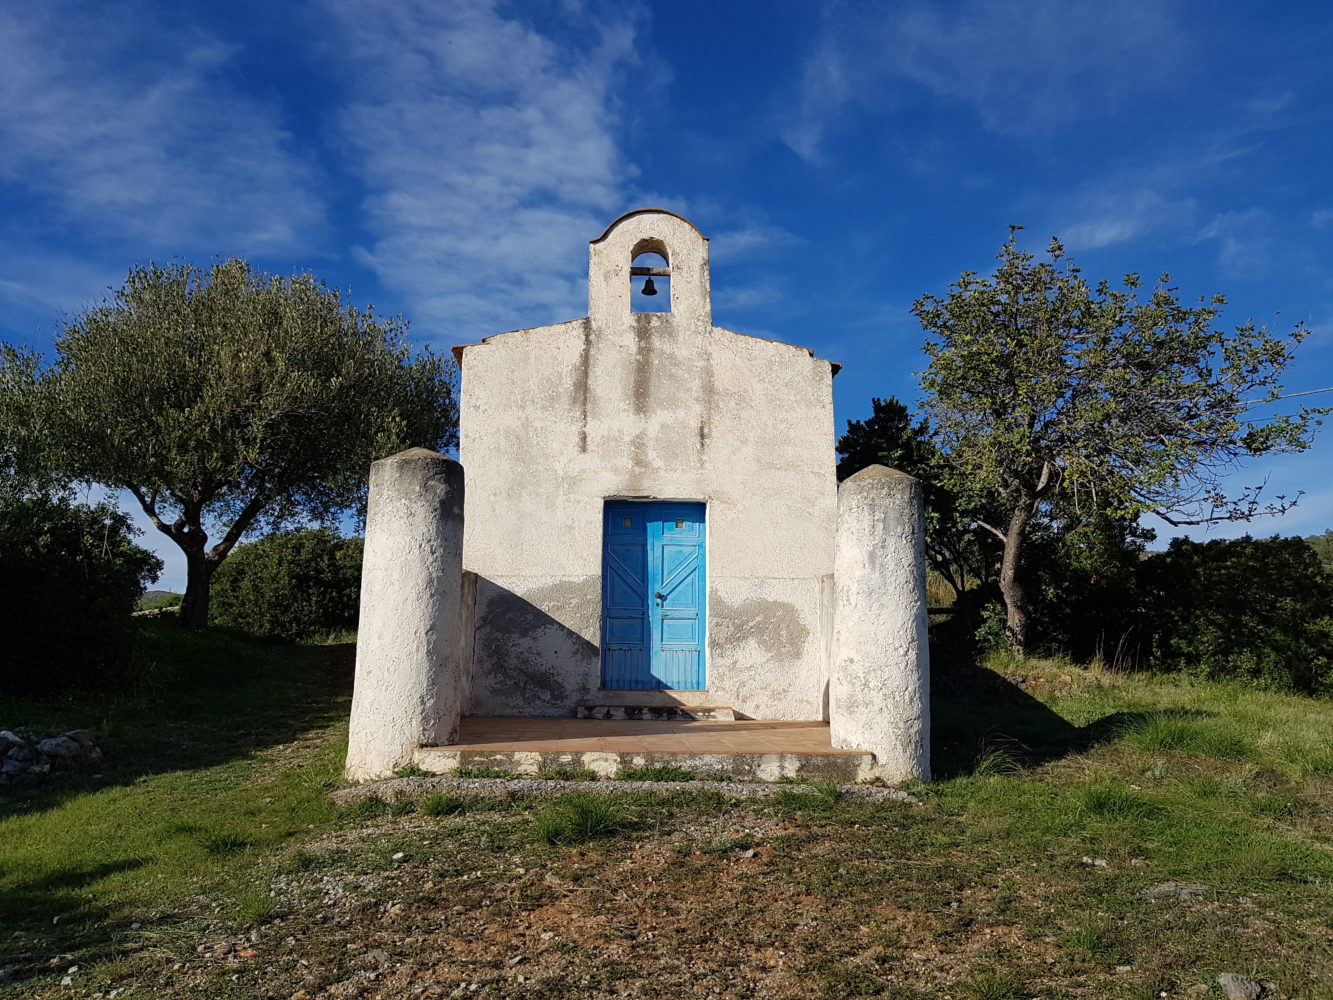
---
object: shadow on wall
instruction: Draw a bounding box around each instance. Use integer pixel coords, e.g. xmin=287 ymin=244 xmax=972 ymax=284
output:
xmin=468 ymin=576 xmax=600 ymax=717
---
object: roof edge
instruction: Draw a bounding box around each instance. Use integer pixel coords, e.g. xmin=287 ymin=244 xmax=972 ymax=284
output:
xmin=591 ymin=208 xmax=708 ymax=244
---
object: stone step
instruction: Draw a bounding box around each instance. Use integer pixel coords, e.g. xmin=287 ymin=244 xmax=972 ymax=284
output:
xmin=575 ymin=704 xmax=736 ymax=721
xmin=414 ymin=746 xmax=874 ymax=783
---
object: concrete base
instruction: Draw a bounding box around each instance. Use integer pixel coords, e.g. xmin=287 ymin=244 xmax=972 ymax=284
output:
xmin=413 ymin=716 xmax=875 ymax=782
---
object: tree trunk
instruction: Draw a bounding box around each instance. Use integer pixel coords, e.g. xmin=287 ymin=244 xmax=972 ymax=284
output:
xmin=997 ymin=501 xmax=1032 ymax=654
xmin=180 ymin=550 xmax=213 ymax=631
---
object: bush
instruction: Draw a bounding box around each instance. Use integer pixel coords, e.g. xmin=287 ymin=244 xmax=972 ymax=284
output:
xmin=0 ymin=492 xmax=161 ymax=696
xmin=210 ymin=529 xmax=362 ymax=640
xmin=1140 ymin=535 xmax=1333 ymax=695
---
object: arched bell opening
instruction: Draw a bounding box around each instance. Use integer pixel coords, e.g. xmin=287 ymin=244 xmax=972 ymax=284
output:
xmin=630 ymin=238 xmax=671 ymax=313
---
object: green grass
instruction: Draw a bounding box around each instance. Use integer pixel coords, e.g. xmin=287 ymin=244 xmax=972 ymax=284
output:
xmin=531 ymin=792 xmax=629 ymax=845
xmin=3 ymin=631 xmax=1332 ymax=998
xmin=0 ymin=619 xmax=350 ymax=987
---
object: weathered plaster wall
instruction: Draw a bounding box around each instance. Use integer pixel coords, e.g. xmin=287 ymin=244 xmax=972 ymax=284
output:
xmin=460 ymin=211 xmax=837 ymax=719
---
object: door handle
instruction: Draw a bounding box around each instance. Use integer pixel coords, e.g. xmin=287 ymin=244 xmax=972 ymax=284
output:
xmin=654 ymin=592 xmax=665 ymax=602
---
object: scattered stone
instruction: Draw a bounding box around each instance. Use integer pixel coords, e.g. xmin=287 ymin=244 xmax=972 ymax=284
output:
xmin=1219 ymin=973 xmax=1263 ymax=999
xmin=37 ymin=736 xmax=81 ymax=757
xmin=0 ymin=729 xmax=103 ymax=787
xmin=392 ymin=852 xmax=406 ymax=861
xmin=540 ymin=931 xmax=555 ymax=940
xmin=369 ymin=949 xmax=391 ymax=967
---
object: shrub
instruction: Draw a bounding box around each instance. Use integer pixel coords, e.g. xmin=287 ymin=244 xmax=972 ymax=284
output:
xmin=0 ymin=492 xmax=161 ymax=696
xmin=210 ymin=529 xmax=362 ymax=640
xmin=1140 ymin=536 xmax=1333 ymax=695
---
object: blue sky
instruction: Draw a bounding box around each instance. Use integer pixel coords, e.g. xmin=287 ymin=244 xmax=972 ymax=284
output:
xmin=3 ymin=0 xmax=1331 ymax=590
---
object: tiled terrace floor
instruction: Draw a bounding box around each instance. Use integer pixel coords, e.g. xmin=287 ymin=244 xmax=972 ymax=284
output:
xmin=442 ymin=716 xmax=863 ymax=756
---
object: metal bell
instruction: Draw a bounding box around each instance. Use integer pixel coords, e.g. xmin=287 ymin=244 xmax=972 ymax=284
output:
xmin=641 ymin=277 xmax=658 ymax=296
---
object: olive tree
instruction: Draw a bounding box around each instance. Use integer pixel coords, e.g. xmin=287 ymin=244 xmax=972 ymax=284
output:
xmin=14 ymin=258 xmax=456 ymax=630
xmin=915 ymin=229 xmax=1324 ymax=652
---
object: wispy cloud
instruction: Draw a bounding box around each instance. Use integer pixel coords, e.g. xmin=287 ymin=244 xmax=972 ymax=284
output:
xmin=322 ymin=0 xmax=647 ymax=342
xmin=710 ymin=224 xmax=802 ymax=261
xmin=0 ymin=3 xmax=321 ymax=254
xmin=783 ymin=0 xmax=1183 ymax=160
xmin=1196 ymin=208 xmax=1275 ymax=276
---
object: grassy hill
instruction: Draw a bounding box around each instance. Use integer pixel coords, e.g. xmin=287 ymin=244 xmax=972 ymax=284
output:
xmin=1 ymin=625 xmax=1329 ymax=999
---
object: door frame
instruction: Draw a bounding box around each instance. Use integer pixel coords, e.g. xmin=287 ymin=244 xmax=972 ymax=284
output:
xmin=599 ymin=497 xmax=709 ymax=691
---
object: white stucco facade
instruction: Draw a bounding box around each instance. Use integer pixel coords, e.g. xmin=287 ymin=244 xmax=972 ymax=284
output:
xmin=346 ymin=208 xmax=930 ymax=782
xmin=458 ymin=210 xmax=838 ymax=720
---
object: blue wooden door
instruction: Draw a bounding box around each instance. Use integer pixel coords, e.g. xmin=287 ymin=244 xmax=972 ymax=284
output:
xmin=601 ymin=501 xmax=706 ymax=689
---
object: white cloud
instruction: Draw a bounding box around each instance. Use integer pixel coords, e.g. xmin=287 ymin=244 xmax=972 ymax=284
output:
xmin=784 ymin=0 xmax=1183 ymax=159
xmin=321 ymin=0 xmax=648 ymax=342
xmin=0 ymin=3 xmax=321 ymax=253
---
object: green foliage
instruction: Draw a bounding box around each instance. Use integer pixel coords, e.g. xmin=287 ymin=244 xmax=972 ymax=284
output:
xmin=1141 ymin=536 xmax=1333 ymax=694
xmin=532 ymin=792 xmax=628 ymax=846
xmin=5 ymin=258 xmax=457 ymax=629
xmin=210 ymin=529 xmax=362 ymax=640
xmin=1022 ymin=514 xmax=1155 ymax=663
xmin=0 ymin=492 xmax=161 ymax=696
xmin=916 ymin=229 xmax=1324 ymax=650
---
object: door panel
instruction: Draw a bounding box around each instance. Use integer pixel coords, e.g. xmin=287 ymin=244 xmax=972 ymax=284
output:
xmin=601 ymin=501 xmax=706 ymax=690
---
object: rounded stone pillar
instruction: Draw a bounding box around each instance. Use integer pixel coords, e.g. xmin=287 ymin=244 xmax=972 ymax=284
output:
xmin=830 ymin=465 xmax=931 ymax=781
xmin=346 ymin=448 xmax=465 ymax=781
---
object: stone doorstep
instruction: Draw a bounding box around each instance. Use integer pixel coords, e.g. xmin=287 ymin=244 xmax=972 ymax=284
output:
xmin=413 ymin=746 xmax=878 ymax=783
xmin=575 ymin=704 xmax=737 ymax=721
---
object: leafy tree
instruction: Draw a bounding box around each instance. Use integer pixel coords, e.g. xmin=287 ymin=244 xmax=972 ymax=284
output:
xmin=916 ymin=228 xmax=1325 ymax=652
xmin=211 ymin=529 xmax=363 ymax=641
xmin=836 ymin=396 xmax=993 ymax=597
xmin=8 ymin=259 xmax=456 ymax=630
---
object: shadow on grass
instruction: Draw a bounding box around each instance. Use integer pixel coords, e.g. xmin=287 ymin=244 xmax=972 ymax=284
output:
xmin=0 ymin=620 xmax=355 ymax=821
xmin=930 ymin=657 xmax=1214 ymax=779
